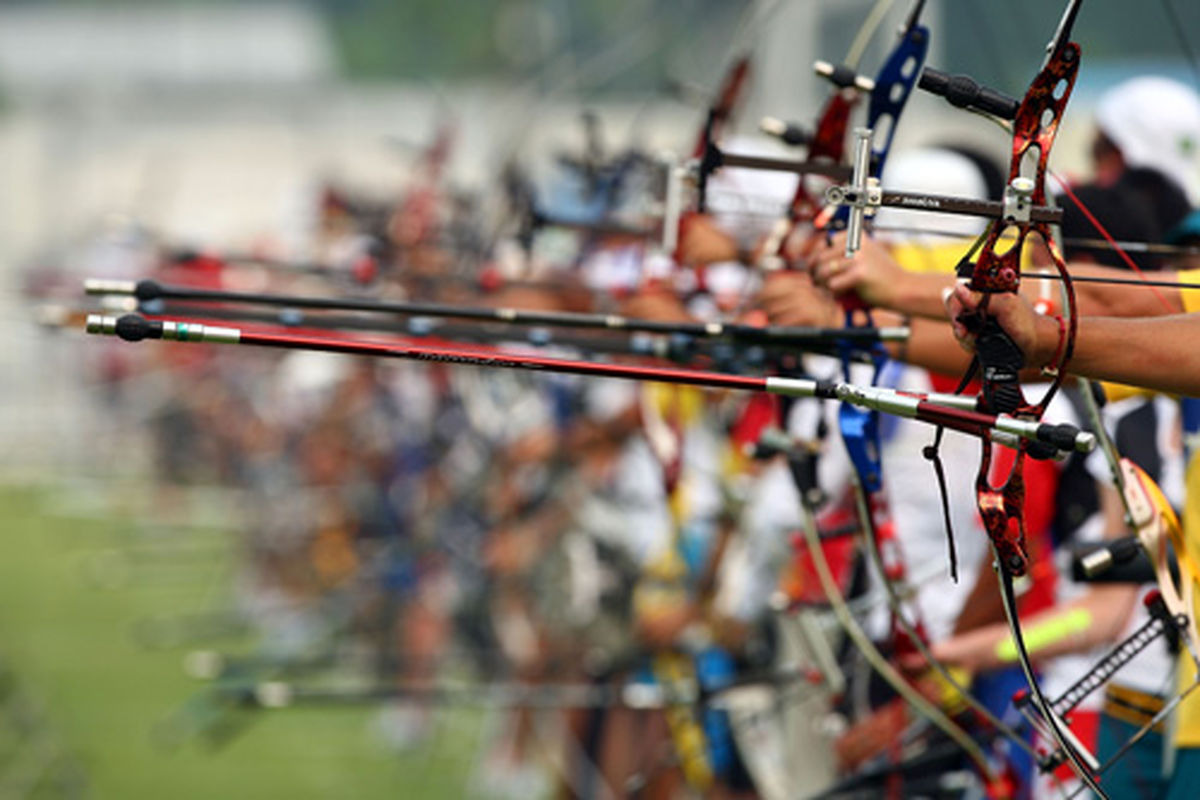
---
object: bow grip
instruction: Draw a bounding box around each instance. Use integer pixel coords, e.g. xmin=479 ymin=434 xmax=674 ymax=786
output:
xmin=918 ymin=68 xmax=1020 ymax=121
xmin=958 ymin=313 xmax=1025 ymax=416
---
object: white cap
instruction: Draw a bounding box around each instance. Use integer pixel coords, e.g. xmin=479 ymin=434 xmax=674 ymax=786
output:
xmin=1095 ymin=76 xmax=1200 ymax=204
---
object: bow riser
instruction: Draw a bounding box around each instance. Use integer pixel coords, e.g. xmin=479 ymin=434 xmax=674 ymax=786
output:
xmin=976 ymin=445 xmax=1031 ymax=576
xmin=691 ymin=56 xmax=752 ymax=161
xmin=865 ymin=22 xmax=930 ymax=183
xmin=972 ymin=44 xmax=1080 ymax=297
xmin=786 ymin=91 xmax=858 ymax=224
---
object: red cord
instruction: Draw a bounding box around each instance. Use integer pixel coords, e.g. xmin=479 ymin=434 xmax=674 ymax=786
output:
xmin=1040 ymin=314 xmax=1067 ymax=377
xmin=1051 ymin=172 xmax=1175 ymax=314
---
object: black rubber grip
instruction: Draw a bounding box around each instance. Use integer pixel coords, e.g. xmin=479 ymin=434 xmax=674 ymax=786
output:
xmin=772 ymin=122 xmax=812 ymax=147
xmin=115 ymin=314 xmax=162 ymax=342
xmin=825 ymin=63 xmax=861 ymax=90
xmin=134 ymin=279 xmax=164 ymax=302
xmin=972 ymin=317 xmax=1025 ymax=414
xmin=919 ymin=67 xmax=1020 ymax=121
xmin=1035 ymin=422 xmax=1087 ymax=454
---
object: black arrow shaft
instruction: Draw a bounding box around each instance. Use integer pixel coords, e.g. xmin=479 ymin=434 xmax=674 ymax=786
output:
xmin=88 ymin=279 xmax=907 ymax=346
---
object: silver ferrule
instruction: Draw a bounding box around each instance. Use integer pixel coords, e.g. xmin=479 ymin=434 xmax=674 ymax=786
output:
xmin=1080 ymin=548 xmax=1114 ymax=578
xmin=84 ymin=278 xmax=137 ymax=296
xmin=876 ymin=326 xmax=911 ymax=342
xmin=765 ymin=376 xmax=819 ymax=399
xmin=993 ymin=416 xmax=1040 ymax=442
xmin=85 ymin=314 xmax=118 ymax=335
xmin=923 ymin=391 xmax=979 ymax=411
xmin=838 ymin=383 xmax=920 ymax=418
xmin=993 ymin=416 xmax=1097 ymax=454
xmin=100 ymin=296 xmax=138 ymax=312
xmin=160 ymin=321 xmax=241 ymax=344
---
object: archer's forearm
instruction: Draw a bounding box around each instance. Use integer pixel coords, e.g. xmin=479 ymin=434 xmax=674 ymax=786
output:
xmin=887 ymin=271 xmax=956 ymax=320
xmin=880 ymin=313 xmax=972 ymax=375
xmin=1069 ymin=264 xmax=1186 ymax=317
xmin=937 ymin=585 xmax=1138 ymax=673
xmin=1034 ymin=313 xmax=1200 ymax=396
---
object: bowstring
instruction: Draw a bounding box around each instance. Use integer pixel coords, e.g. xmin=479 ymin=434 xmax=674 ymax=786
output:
xmin=1050 ymin=173 xmax=1176 ymax=314
xmin=845 ymin=0 xmax=899 ymax=71
xmin=976 ymin=111 xmax=1179 ymax=314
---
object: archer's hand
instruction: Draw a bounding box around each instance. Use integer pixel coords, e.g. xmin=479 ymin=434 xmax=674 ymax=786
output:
xmin=809 ymin=232 xmax=905 ymax=308
xmin=676 ymin=212 xmax=741 ymax=266
xmin=619 ymin=286 xmax=694 ymax=323
xmin=755 ymin=270 xmax=840 ymax=328
xmin=946 ymin=284 xmax=1057 ymax=365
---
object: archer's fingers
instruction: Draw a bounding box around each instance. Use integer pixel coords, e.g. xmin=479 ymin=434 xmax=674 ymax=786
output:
xmin=825 ymin=262 xmax=866 ymax=295
xmin=946 ymin=284 xmax=981 ymax=349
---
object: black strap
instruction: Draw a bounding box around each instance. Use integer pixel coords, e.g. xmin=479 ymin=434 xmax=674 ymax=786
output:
xmin=923 ymin=425 xmax=958 ymax=583
xmin=919 ymin=358 xmax=979 ymax=584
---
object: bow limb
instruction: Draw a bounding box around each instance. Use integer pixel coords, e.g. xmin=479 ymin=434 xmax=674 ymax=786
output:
xmin=1069 ymin=382 xmax=1200 ymax=782
xmin=690 ymin=55 xmax=753 ymax=217
xmin=759 ymin=0 xmax=902 ymax=257
xmin=830 ymin=0 xmax=931 ymax=562
xmin=690 ymin=55 xmax=752 ymax=162
xmin=793 ymin=486 xmax=1000 ymax=787
xmin=1079 ymin=382 xmax=1200 ymax=651
xmin=847 ymin=480 xmax=1042 ymax=766
xmin=1123 ymin=463 xmax=1200 ymax=651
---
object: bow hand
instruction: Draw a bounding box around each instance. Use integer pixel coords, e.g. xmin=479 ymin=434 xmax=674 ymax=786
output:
xmin=946 ymin=285 xmax=1059 ymax=376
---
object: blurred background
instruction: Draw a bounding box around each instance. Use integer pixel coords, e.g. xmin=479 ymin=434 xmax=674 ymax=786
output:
xmin=0 ymin=1 xmax=1197 ymax=798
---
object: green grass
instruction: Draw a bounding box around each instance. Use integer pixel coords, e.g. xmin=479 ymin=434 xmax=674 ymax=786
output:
xmin=0 ymin=487 xmax=487 ymax=798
